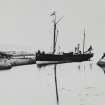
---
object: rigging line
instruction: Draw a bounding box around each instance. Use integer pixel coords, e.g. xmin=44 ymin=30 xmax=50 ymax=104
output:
xmin=55 ymin=29 xmax=59 ymax=50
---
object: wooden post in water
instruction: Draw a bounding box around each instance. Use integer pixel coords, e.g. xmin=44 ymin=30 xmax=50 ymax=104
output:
xmin=54 ymin=64 xmax=59 ymax=105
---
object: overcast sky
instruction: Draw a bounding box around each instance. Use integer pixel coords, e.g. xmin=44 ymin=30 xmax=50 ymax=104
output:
xmin=0 ymin=1 xmax=105 ymax=105
xmin=0 ymin=0 xmax=105 ymax=59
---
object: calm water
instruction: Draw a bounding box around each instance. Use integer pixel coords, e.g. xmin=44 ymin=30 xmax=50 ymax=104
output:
xmin=0 ymin=62 xmax=104 ymax=105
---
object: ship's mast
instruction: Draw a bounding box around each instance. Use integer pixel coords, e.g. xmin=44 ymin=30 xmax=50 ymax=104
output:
xmin=51 ymin=11 xmax=57 ymax=54
xmin=51 ymin=12 xmax=63 ymax=54
xmin=83 ymin=29 xmax=86 ymax=54
xmin=53 ymin=12 xmax=57 ymax=54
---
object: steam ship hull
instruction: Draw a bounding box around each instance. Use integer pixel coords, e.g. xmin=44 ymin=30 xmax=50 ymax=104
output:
xmin=36 ymin=53 xmax=93 ymax=64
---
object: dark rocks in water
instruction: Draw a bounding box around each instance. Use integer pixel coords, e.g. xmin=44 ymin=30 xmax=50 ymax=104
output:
xmin=97 ymin=61 xmax=105 ymax=67
xmin=0 ymin=59 xmax=12 ymax=70
xmin=97 ymin=53 xmax=105 ymax=67
xmin=0 ymin=66 xmax=12 ymax=70
xmin=97 ymin=55 xmax=105 ymax=68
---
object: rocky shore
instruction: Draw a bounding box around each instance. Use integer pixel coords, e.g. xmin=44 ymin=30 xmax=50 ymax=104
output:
xmin=0 ymin=56 xmax=36 ymax=70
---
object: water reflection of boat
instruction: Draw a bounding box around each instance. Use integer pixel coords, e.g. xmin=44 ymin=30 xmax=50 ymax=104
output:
xmin=36 ymin=12 xmax=93 ymax=65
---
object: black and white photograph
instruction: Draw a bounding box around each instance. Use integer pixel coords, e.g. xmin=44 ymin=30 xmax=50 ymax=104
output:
xmin=0 ymin=0 xmax=104 ymax=105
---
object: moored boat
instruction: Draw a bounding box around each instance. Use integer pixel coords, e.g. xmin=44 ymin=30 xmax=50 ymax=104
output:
xmin=36 ymin=12 xmax=93 ymax=65
xmin=36 ymin=51 xmax=93 ymax=65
